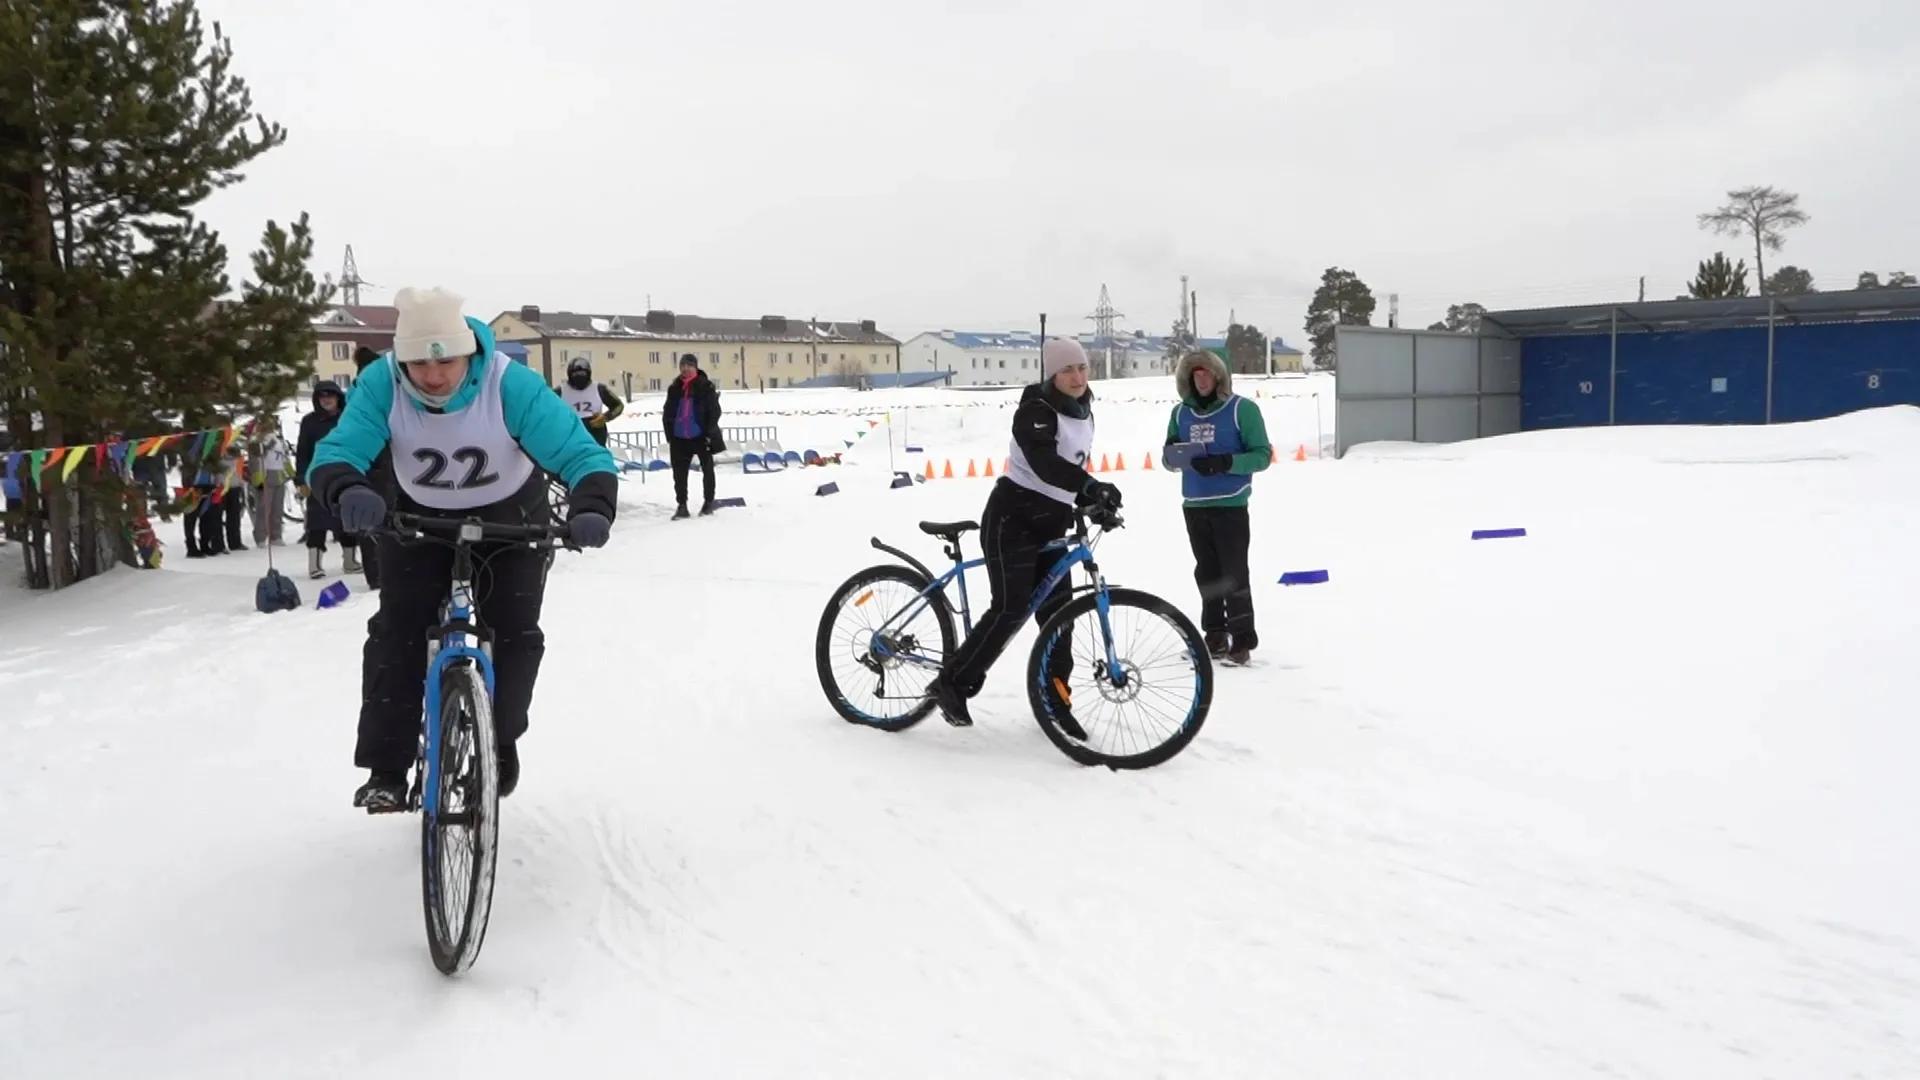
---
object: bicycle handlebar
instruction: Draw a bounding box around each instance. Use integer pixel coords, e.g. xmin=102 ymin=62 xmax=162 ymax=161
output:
xmin=380 ymin=511 xmax=574 ymax=545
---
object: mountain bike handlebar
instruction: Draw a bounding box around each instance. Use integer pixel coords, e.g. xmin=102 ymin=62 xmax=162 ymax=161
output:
xmin=382 ymin=511 xmax=574 ymax=546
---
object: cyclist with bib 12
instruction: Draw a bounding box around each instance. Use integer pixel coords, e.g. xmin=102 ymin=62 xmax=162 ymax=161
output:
xmin=927 ymin=336 xmax=1122 ymax=730
xmin=308 ymin=286 xmax=619 ymax=811
xmin=555 ymin=356 xmax=625 ymax=447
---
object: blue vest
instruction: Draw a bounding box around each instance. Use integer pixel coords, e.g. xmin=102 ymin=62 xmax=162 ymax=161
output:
xmin=1174 ymin=395 xmax=1251 ymax=502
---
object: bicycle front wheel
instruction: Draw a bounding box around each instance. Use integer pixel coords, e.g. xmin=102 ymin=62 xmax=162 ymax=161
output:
xmin=1027 ymin=587 xmax=1213 ymax=769
xmin=815 ymin=563 xmax=956 ymax=732
xmin=420 ymin=662 xmax=501 ymax=975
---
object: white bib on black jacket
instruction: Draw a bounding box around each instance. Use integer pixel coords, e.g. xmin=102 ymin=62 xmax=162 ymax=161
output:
xmin=388 ymin=356 xmax=538 ymax=510
xmin=1005 ymin=401 xmax=1095 ymax=506
xmin=559 ymin=381 xmax=604 ymax=419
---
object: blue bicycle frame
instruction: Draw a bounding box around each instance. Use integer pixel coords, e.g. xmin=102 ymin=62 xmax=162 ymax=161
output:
xmin=420 ymin=574 xmax=497 ymax=819
xmin=867 ymin=523 xmax=1127 ymax=684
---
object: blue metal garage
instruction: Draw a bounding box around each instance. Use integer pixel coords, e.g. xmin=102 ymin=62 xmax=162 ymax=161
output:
xmin=1481 ymin=287 xmax=1920 ymax=430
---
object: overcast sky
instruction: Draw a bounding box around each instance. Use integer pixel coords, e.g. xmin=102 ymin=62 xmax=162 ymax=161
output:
xmin=194 ymin=0 xmax=1920 ymax=344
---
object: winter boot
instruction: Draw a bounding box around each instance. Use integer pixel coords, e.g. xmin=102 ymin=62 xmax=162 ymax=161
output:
xmin=308 ymin=547 xmax=326 ymax=580
xmin=1224 ymin=631 xmax=1257 ymax=667
xmin=928 ymin=676 xmax=973 ymax=727
xmin=342 ymin=546 xmax=361 ymax=574
xmin=353 ymin=769 xmax=409 ymax=813
xmin=498 ymin=740 xmax=520 ymax=798
xmin=672 ymin=504 xmax=690 ymax=520
xmin=698 ymin=499 xmax=715 ymax=516
xmin=1204 ymin=631 xmax=1230 ymax=659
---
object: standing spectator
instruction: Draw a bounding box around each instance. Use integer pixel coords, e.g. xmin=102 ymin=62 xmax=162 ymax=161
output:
xmin=218 ymin=438 xmax=248 ymax=552
xmin=295 ymin=380 xmax=360 ymax=579
xmin=181 ymin=430 xmax=224 ymax=557
xmin=555 ymin=356 xmax=625 ymax=447
xmin=246 ymin=417 xmax=293 ymax=546
xmin=1162 ymin=347 xmax=1272 ymax=665
xmin=661 ymin=352 xmax=722 ymax=519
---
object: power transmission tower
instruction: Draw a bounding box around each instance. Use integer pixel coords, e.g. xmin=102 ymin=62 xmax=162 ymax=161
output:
xmin=337 ymin=245 xmax=371 ymax=306
xmin=1085 ymin=284 xmax=1125 ymax=379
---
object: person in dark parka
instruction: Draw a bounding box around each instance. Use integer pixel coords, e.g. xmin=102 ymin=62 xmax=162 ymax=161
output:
xmin=295 ymin=380 xmax=359 ymax=579
xmin=661 ymin=352 xmax=723 ymax=518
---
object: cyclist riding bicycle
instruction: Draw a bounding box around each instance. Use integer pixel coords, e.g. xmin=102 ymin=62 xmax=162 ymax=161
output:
xmin=927 ymin=336 xmax=1122 ymax=729
xmin=555 ymin=356 xmax=625 ymax=448
xmin=308 ymin=286 xmax=619 ymax=811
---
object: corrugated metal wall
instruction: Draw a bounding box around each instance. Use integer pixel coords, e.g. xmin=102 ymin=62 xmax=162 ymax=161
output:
xmin=1521 ymin=319 xmax=1920 ymax=429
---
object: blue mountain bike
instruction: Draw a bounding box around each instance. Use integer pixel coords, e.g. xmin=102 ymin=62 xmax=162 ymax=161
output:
xmin=814 ymin=506 xmax=1214 ymax=769
xmin=377 ymin=511 xmax=576 ymax=975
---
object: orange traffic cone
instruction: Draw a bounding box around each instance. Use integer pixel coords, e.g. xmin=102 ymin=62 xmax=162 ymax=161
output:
xmin=984 ymin=457 xmax=995 ymax=477
xmin=1113 ymin=454 xmax=1125 ymax=471
xmin=1143 ymin=452 xmax=1154 ymax=470
xmin=942 ymin=459 xmax=954 ymax=479
xmin=923 ymin=459 xmax=935 ymax=480
xmin=1294 ymin=444 xmax=1307 ymax=462
xmin=966 ymin=459 xmax=978 ymax=478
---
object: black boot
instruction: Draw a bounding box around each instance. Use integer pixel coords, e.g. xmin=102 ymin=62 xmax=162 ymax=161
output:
xmin=672 ymin=504 xmax=690 ymax=520
xmin=498 ymin=740 xmax=520 ymax=798
xmin=928 ymin=676 xmax=973 ymax=727
xmin=353 ymin=769 xmax=409 ymax=813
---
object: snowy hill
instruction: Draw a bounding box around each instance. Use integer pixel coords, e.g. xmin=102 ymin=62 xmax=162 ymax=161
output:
xmin=4 ymin=388 xmax=1917 ymax=1078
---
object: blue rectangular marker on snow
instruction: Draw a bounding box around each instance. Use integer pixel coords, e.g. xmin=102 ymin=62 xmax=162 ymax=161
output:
xmin=1279 ymin=569 xmax=1329 ymax=585
xmin=1471 ymin=528 xmax=1527 ymax=539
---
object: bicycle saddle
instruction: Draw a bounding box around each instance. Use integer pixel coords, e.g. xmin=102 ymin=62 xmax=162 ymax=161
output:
xmin=918 ymin=519 xmax=979 ymax=539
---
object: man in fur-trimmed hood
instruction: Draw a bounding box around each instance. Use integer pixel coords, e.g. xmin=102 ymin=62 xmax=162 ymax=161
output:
xmin=1161 ymin=347 xmax=1272 ymax=664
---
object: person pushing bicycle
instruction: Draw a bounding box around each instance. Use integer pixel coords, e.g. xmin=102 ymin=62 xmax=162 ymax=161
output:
xmin=928 ymin=337 xmax=1122 ymax=729
xmin=308 ymin=286 xmax=619 ymax=811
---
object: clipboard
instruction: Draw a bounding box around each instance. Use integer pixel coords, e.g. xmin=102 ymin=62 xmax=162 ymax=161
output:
xmin=1163 ymin=441 xmax=1207 ymax=468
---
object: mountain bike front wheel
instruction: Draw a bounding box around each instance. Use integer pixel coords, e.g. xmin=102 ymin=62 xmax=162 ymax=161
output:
xmin=421 ymin=662 xmax=501 ymax=975
xmin=1027 ymin=587 xmax=1214 ymax=770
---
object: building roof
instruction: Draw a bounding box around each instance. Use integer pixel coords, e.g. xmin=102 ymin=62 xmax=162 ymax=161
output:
xmin=914 ymin=329 xmax=1302 ymax=355
xmin=1479 ymin=286 xmax=1920 ymax=338
xmin=792 ymin=370 xmax=953 ymax=389
xmin=313 ymin=305 xmax=399 ymax=331
xmin=501 ymin=308 xmax=900 ymax=347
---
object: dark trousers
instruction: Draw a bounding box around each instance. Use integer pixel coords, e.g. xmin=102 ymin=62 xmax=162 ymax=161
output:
xmin=668 ymin=436 xmax=715 ymax=508
xmin=301 ymin=494 xmax=359 ymax=553
xmin=587 ymin=422 xmax=609 ymax=448
xmin=1182 ymin=504 xmax=1256 ymax=648
xmin=224 ymin=490 xmax=246 ymax=548
xmin=194 ymin=492 xmax=224 ymax=553
xmin=942 ymin=480 xmax=1076 ymax=696
xmin=354 ymin=534 xmax=549 ymax=773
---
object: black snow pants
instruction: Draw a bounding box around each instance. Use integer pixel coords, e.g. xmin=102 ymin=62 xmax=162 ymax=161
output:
xmin=941 ymin=479 xmax=1077 ymax=698
xmin=354 ymin=534 xmax=549 ymax=773
xmin=668 ymin=436 xmax=715 ymax=508
xmin=1182 ymin=504 xmax=1256 ymax=649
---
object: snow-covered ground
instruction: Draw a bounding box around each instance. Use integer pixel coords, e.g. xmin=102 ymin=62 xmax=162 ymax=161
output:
xmin=4 ymin=383 xmax=1917 ymax=1079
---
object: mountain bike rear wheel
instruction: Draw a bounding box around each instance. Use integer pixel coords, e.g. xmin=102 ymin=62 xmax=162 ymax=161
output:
xmin=816 ymin=563 xmax=956 ymax=731
xmin=1027 ymin=587 xmax=1213 ymax=769
xmin=421 ymin=662 xmax=500 ymax=975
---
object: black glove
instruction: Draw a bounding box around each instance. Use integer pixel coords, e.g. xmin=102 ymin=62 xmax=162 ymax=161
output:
xmin=1081 ymin=478 xmax=1123 ymax=509
xmin=1191 ymin=454 xmax=1234 ymax=477
xmin=568 ymin=511 xmax=611 ymax=548
xmin=337 ymin=485 xmax=387 ymax=533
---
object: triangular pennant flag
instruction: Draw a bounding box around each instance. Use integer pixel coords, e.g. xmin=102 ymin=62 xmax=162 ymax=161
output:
xmin=61 ymin=446 xmax=87 ymax=482
xmin=92 ymin=443 xmax=108 ymax=473
xmin=3 ymin=451 xmax=20 ymax=487
xmin=29 ymin=449 xmax=49 ymax=490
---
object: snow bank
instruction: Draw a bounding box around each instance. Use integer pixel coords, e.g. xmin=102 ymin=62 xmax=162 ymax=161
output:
xmin=1346 ymin=405 xmax=1920 ymax=465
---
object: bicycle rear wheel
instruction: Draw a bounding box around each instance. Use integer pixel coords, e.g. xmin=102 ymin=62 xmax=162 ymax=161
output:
xmin=421 ymin=662 xmax=500 ymax=975
xmin=815 ymin=563 xmax=956 ymax=731
xmin=1027 ymin=587 xmax=1213 ymax=769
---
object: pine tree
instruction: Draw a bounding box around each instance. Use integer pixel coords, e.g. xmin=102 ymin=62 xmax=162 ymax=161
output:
xmin=1303 ymin=267 xmax=1376 ymax=369
xmin=1687 ymin=252 xmax=1751 ymax=299
xmin=0 ymin=0 xmax=330 ymax=588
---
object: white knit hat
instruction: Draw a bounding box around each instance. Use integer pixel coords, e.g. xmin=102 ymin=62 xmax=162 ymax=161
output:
xmin=1042 ymin=337 xmax=1089 ymax=380
xmin=391 ymin=286 xmax=478 ymax=363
